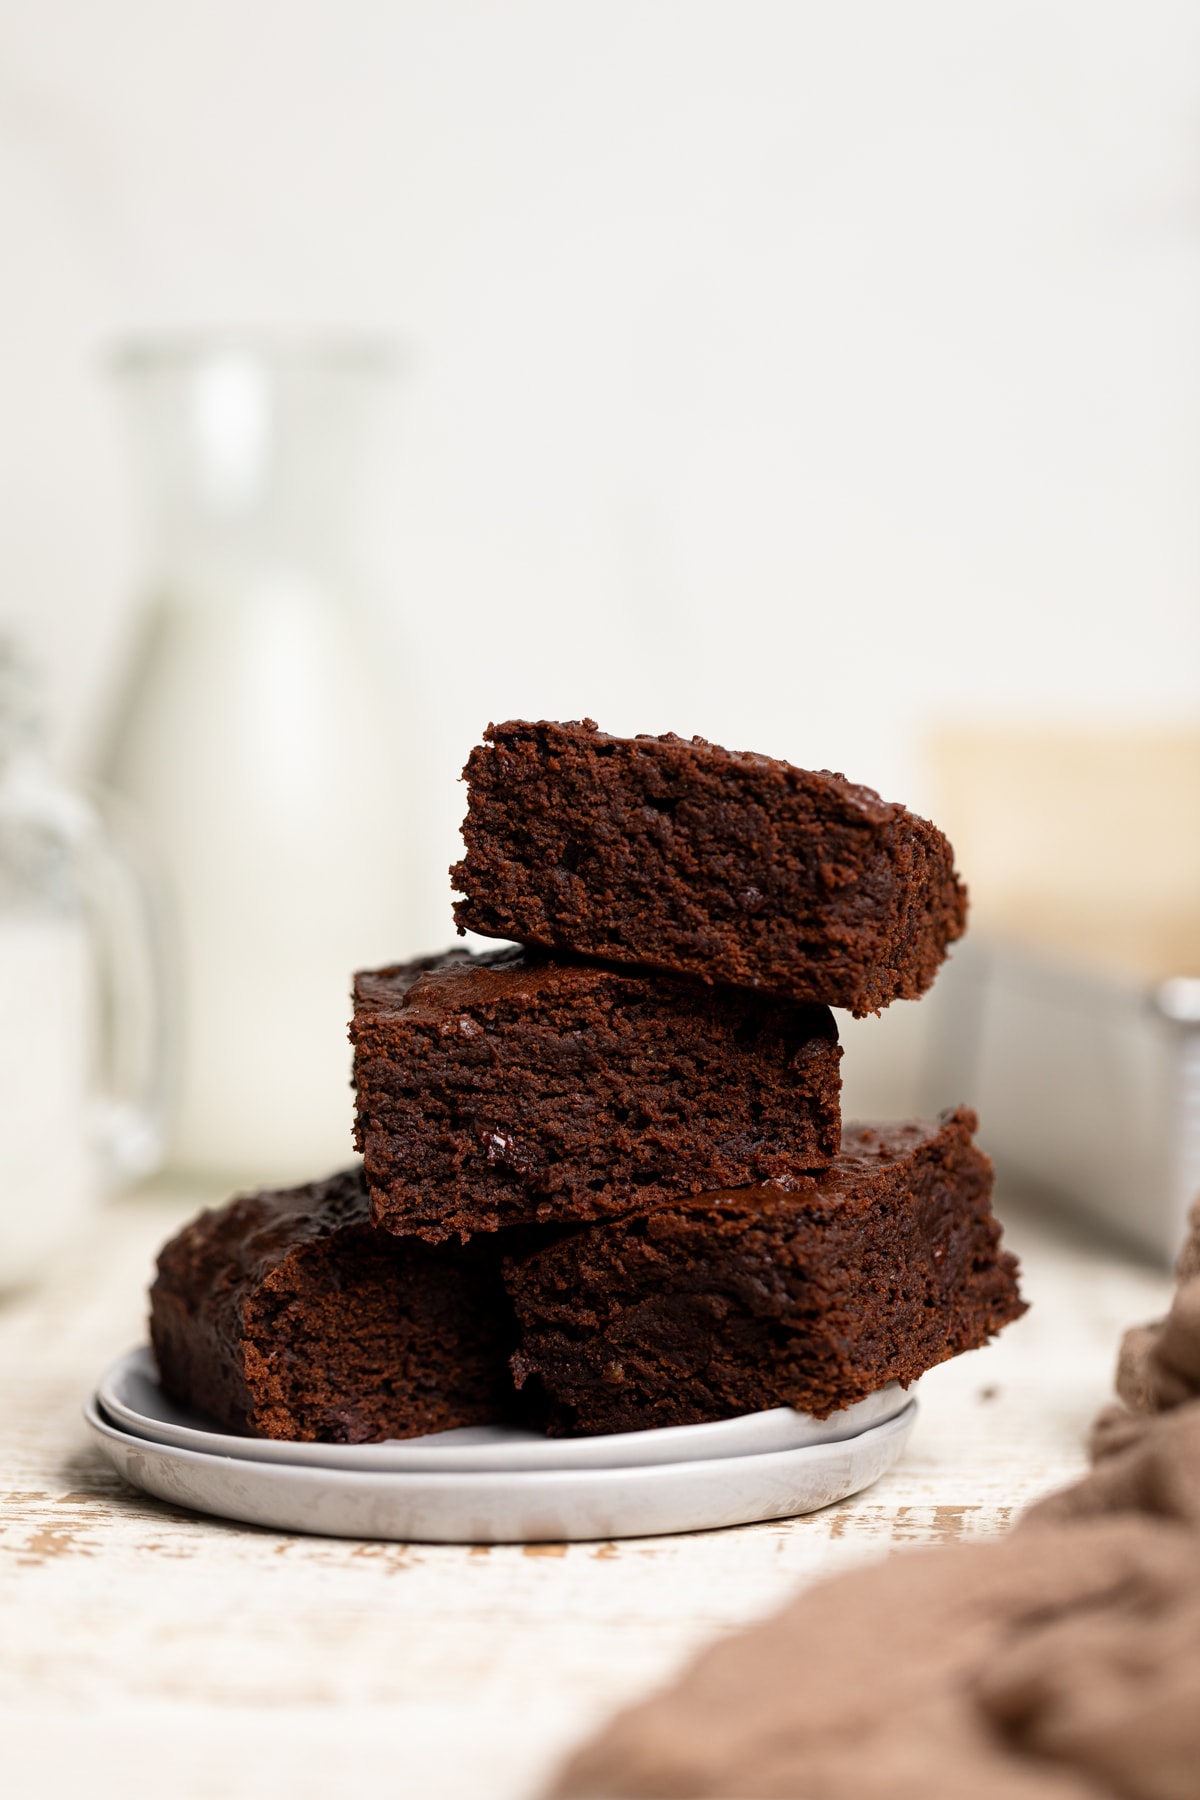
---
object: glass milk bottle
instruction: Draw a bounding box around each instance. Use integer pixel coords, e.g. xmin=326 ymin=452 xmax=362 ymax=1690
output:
xmin=101 ymin=340 xmax=423 ymax=1183
xmin=0 ymin=637 xmax=168 ymax=1286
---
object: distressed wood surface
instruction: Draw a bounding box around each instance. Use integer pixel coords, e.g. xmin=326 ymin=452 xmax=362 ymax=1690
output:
xmin=0 ymin=1186 xmax=1171 ymax=1800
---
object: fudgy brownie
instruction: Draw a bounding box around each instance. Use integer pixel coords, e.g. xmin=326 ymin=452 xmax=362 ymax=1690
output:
xmin=150 ymin=1167 xmax=517 ymax=1442
xmin=451 ymin=719 xmax=967 ymax=1015
xmin=352 ymin=946 xmax=842 ymax=1241
xmin=504 ymin=1108 xmax=1024 ymax=1434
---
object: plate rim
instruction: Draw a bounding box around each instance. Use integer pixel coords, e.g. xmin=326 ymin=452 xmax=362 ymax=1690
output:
xmin=84 ymin=1394 xmax=918 ymax=1542
xmin=85 ymin=1390 xmax=919 ymax=1494
xmin=98 ymin=1344 xmax=914 ymax=1472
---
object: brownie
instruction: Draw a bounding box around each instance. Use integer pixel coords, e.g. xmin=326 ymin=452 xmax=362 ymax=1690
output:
xmin=149 ymin=1167 xmax=517 ymax=1443
xmin=504 ymin=1108 xmax=1025 ymax=1434
xmin=451 ymin=718 xmax=968 ymax=1015
xmin=352 ymin=946 xmax=842 ymax=1241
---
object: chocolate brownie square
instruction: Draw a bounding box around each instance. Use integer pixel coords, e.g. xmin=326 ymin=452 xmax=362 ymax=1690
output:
xmin=352 ymin=947 xmax=841 ymax=1241
xmin=150 ymin=1167 xmax=517 ymax=1442
xmin=451 ymin=719 xmax=967 ymax=1015
xmin=504 ymin=1108 xmax=1025 ymax=1434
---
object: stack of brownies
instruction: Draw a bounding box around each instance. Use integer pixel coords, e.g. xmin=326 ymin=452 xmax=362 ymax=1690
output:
xmin=151 ymin=719 xmax=1026 ymax=1443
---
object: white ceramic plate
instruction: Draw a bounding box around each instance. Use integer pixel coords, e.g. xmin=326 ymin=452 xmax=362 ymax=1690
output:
xmin=84 ymin=1393 xmax=917 ymax=1543
xmin=99 ymin=1346 xmax=914 ymax=1472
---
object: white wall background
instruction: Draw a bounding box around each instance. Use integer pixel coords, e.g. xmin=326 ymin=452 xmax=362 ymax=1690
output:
xmin=3 ymin=0 xmax=1200 ymax=924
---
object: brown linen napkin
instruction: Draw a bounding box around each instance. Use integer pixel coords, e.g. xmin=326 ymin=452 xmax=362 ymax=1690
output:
xmin=550 ymin=1211 xmax=1200 ymax=1800
xmin=1023 ymin=1401 xmax=1200 ymax=1532
xmin=549 ymin=1516 xmax=1200 ymax=1800
xmin=1116 ymin=1200 xmax=1200 ymax=1415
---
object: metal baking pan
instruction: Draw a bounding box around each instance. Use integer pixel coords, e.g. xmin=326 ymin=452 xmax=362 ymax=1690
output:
xmin=925 ymin=939 xmax=1200 ymax=1267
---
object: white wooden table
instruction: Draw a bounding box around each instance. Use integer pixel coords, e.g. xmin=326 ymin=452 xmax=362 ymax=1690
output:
xmin=0 ymin=1186 xmax=1172 ymax=1800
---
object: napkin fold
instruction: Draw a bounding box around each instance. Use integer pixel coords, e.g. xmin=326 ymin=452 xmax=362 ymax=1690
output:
xmin=1116 ymin=1199 xmax=1200 ymax=1415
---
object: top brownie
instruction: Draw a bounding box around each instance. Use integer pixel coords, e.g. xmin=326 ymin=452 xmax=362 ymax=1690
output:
xmin=451 ymin=719 xmax=967 ymax=1015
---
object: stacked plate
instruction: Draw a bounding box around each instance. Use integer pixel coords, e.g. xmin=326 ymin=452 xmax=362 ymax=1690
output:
xmin=86 ymin=1348 xmax=917 ymax=1543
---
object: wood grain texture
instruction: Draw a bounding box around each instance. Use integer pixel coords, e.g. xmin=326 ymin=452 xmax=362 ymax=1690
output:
xmin=0 ymin=1185 xmax=1172 ymax=1800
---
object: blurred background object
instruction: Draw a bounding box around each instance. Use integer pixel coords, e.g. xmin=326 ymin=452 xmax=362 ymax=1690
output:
xmin=0 ymin=634 xmax=168 ymax=1286
xmin=930 ymin=729 xmax=1200 ymax=978
xmin=926 ymin=940 xmax=1200 ymax=1266
xmin=2 ymin=1 xmax=1199 ymax=1221
xmin=915 ymin=730 xmax=1200 ymax=1263
xmin=100 ymin=339 xmax=428 ymax=1180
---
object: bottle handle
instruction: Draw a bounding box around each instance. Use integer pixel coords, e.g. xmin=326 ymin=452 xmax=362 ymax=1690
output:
xmin=82 ymin=784 xmax=177 ymax=1187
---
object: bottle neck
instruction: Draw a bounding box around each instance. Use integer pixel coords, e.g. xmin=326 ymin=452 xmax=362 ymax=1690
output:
xmin=115 ymin=344 xmax=386 ymax=598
